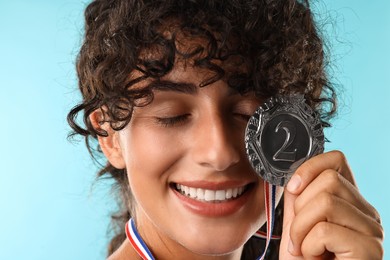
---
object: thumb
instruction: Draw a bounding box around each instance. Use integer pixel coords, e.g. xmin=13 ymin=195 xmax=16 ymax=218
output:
xmin=279 ymin=188 xmax=303 ymax=259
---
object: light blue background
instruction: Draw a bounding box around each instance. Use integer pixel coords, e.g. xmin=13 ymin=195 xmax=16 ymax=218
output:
xmin=0 ymin=1 xmax=388 ymax=259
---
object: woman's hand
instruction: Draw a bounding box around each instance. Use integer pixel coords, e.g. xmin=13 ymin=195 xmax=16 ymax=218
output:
xmin=279 ymin=150 xmax=384 ymax=259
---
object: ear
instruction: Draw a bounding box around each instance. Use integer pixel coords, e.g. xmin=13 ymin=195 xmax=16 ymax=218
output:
xmin=89 ymin=109 xmax=126 ymax=169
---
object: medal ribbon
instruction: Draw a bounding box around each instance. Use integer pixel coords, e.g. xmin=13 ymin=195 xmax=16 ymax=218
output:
xmin=125 ymin=182 xmax=277 ymax=260
xmin=125 ymin=218 xmax=155 ymax=260
xmin=256 ymin=182 xmax=277 ymax=260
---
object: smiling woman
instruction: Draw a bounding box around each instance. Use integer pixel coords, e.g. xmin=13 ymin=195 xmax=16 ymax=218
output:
xmin=67 ymin=0 xmax=384 ymax=259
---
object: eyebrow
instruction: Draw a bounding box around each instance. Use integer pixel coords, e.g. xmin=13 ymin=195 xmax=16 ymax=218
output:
xmin=148 ymin=80 xmax=240 ymax=96
xmin=148 ymin=80 xmax=198 ymax=94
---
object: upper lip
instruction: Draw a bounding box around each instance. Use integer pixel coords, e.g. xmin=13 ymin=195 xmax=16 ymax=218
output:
xmin=171 ymin=180 xmax=255 ymax=190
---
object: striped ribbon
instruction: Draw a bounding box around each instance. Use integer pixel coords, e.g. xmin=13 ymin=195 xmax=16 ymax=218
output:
xmin=126 ymin=182 xmax=277 ymax=260
xmin=253 ymin=230 xmax=280 ymax=240
xmin=125 ymin=218 xmax=155 ymax=260
xmin=256 ymin=182 xmax=277 ymax=260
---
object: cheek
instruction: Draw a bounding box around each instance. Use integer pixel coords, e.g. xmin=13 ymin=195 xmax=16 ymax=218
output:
xmin=121 ymin=125 xmax=185 ymax=190
xmin=125 ymin=127 xmax=179 ymax=168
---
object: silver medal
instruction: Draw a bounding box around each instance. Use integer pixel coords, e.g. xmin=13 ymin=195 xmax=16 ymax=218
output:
xmin=245 ymin=94 xmax=324 ymax=186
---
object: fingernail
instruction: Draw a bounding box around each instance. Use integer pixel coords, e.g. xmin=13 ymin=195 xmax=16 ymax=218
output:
xmin=287 ymin=175 xmax=301 ymax=193
xmin=288 ymin=239 xmax=294 ymax=254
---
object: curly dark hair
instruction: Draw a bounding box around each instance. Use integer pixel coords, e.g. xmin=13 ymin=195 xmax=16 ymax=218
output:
xmin=67 ymin=0 xmax=336 ymax=258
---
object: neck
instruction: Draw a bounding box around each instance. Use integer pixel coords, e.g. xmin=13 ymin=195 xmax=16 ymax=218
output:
xmin=127 ymin=215 xmax=244 ymax=260
xmin=109 ymin=239 xmax=243 ymax=260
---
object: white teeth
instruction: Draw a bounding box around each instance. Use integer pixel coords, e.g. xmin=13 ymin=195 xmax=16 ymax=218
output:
xmin=204 ymin=190 xmax=215 ymax=201
xmin=215 ymin=190 xmax=225 ymax=200
xmin=232 ymin=188 xmax=238 ymax=198
xmin=197 ymin=188 xmax=204 ymax=200
xmin=175 ymin=184 xmax=247 ymax=202
xmin=189 ymin=187 xmax=197 ymax=198
xmin=225 ymin=189 xmax=232 ymax=199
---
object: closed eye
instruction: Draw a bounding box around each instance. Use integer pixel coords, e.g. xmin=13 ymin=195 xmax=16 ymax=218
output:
xmin=233 ymin=112 xmax=251 ymax=122
xmin=155 ymin=114 xmax=190 ymax=127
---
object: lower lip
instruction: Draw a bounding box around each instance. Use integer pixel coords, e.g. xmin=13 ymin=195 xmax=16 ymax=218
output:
xmin=172 ymin=186 xmax=253 ymax=217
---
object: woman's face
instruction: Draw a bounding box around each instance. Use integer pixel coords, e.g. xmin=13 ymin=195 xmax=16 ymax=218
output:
xmin=115 ymin=62 xmax=274 ymax=256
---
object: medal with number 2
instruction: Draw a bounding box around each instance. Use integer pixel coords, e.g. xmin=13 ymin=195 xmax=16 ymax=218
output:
xmin=245 ymin=94 xmax=325 ymax=186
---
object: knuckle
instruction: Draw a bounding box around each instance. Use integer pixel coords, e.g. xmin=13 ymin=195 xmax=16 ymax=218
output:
xmin=323 ymin=169 xmax=341 ymax=188
xmin=330 ymin=150 xmax=347 ymax=164
xmin=313 ymin=221 xmax=332 ymax=238
xmin=318 ymin=191 xmax=336 ymax=211
xmin=370 ymin=221 xmax=385 ymax=241
xmin=378 ymin=240 xmax=385 ymax=259
xmin=371 ymin=237 xmax=384 ymax=259
xmin=372 ymin=208 xmax=382 ymax=226
xmin=377 ymin=223 xmax=385 ymax=241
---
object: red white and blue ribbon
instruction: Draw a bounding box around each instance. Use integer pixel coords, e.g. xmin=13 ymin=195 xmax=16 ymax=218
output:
xmin=125 ymin=218 xmax=155 ymax=260
xmin=253 ymin=230 xmax=280 ymax=240
xmin=255 ymin=182 xmax=277 ymax=260
xmin=126 ymin=182 xmax=277 ymax=259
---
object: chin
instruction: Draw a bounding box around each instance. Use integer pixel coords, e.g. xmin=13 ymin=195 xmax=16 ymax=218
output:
xmin=176 ymin=229 xmax=251 ymax=256
xmin=186 ymin=243 xmax=243 ymax=257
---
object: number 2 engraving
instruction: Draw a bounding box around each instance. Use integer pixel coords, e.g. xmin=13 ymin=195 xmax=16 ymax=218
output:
xmin=272 ymin=121 xmax=297 ymax=162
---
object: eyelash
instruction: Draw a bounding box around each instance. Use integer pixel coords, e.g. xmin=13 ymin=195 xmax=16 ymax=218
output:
xmin=234 ymin=113 xmax=251 ymax=121
xmin=155 ymin=112 xmax=251 ymax=127
xmin=155 ymin=114 xmax=190 ymax=127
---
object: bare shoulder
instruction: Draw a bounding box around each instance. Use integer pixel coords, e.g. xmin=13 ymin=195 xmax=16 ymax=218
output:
xmin=107 ymin=239 xmax=140 ymax=260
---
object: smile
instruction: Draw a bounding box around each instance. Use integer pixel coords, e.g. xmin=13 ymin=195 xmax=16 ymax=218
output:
xmin=174 ymin=183 xmax=248 ymax=202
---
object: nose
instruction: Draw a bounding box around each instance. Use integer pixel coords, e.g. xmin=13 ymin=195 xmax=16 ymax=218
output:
xmin=191 ymin=113 xmax=241 ymax=171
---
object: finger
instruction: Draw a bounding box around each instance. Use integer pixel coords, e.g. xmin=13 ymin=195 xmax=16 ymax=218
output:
xmin=286 ymin=151 xmax=355 ymax=195
xmin=294 ymin=169 xmax=381 ymax=223
xmin=289 ymin=193 xmax=384 ymax=255
xmin=301 ymin=222 xmax=384 ymax=260
xmin=279 ymin=189 xmax=304 ymax=259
